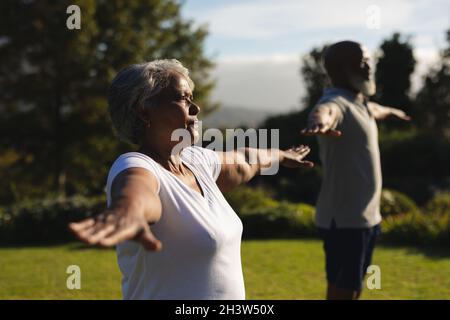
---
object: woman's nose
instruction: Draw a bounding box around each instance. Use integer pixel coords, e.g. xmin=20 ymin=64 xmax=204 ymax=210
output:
xmin=189 ymin=101 xmax=200 ymax=115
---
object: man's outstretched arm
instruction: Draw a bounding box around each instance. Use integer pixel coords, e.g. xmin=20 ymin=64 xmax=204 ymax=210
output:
xmin=367 ymin=102 xmax=411 ymax=121
xmin=301 ymin=102 xmax=343 ymax=136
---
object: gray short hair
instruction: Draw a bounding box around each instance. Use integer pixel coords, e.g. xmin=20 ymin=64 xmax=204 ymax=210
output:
xmin=108 ymin=59 xmax=194 ymax=145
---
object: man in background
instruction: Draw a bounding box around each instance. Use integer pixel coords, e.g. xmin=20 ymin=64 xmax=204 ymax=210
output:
xmin=301 ymin=41 xmax=411 ymax=300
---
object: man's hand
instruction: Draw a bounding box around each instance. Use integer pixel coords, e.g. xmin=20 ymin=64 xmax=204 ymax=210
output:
xmin=280 ymin=145 xmax=314 ymax=169
xmin=301 ymin=103 xmax=342 ymax=137
xmin=69 ymin=205 xmax=162 ymax=251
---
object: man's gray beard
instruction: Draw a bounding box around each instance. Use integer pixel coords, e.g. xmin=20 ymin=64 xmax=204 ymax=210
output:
xmin=349 ymin=75 xmax=376 ymax=97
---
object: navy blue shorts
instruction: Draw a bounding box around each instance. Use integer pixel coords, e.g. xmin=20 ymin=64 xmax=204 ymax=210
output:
xmin=318 ymin=220 xmax=381 ymax=291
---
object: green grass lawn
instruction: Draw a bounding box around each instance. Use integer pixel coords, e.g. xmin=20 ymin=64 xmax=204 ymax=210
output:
xmin=0 ymin=239 xmax=449 ymax=299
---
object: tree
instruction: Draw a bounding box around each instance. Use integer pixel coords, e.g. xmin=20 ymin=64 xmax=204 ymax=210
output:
xmin=413 ymin=30 xmax=450 ymax=141
xmin=375 ymin=31 xmax=449 ymax=203
xmin=0 ymin=0 xmax=216 ymax=204
xmin=374 ymin=33 xmax=416 ymax=114
xmin=300 ymin=45 xmax=329 ymax=112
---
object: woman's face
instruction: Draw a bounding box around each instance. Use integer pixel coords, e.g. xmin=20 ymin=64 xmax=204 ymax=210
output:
xmin=145 ymin=72 xmax=200 ymax=147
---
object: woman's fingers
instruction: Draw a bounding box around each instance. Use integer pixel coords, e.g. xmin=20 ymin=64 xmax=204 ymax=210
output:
xmin=297 ymin=146 xmax=310 ymax=154
xmin=138 ymin=226 xmax=162 ymax=251
xmin=98 ymin=224 xmax=141 ymax=248
xmin=98 ymin=222 xmax=162 ymax=251
xmin=83 ymin=223 xmax=117 ymax=244
xmin=68 ymin=218 xmax=95 ymax=232
xmin=70 ymin=212 xmax=162 ymax=251
xmin=285 ymin=146 xmax=310 ymax=157
xmin=281 ymin=145 xmax=314 ymax=169
xmin=294 ymin=144 xmax=306 ymax=150
xmin=291 ymin=146 xmax=310 ymax=158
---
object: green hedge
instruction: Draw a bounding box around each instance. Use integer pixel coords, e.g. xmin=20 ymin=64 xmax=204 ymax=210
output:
xmin=224 ymin=186 xmax=278 ymax=212
xmin=1 ymin=188 xmax=449 ymax=246
xmin=380 ymin=189 xmax=420 ymax=217
xmin=238 ymin=202 xmax=317 ymax=239
xmin=228 ymin=186 xmax=449 ymax=246
xmin=0 ymin=195 xmax=105 ymax=245
xmin=381 ymin=212 xmax=450 ymax=246
xmin=424 ymin=192 xmax=450 ymax=216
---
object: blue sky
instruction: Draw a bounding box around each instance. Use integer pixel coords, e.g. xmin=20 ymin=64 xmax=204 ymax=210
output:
xmin=181 ymin=0 xmax=449 ymax=112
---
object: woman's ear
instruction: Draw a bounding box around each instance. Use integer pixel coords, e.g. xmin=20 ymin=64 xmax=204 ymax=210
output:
xmin=135 ymin=105 xmax=150 ymax=125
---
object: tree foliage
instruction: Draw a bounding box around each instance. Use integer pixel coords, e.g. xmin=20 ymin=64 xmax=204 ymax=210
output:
xmin=413 ymin=30 xmax=450 ymax=140
xmin=0 ymin=0 xmax=215 ymax=203
xmin=374 ymin=32 xmax=416 ymax=114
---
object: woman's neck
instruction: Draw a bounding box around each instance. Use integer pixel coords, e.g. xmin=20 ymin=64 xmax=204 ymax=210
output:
xmin=138 ymin=144 xmax=185 ymax=174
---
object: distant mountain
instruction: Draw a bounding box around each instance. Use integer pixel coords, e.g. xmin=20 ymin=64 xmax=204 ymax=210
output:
xmin=201 ymin=106 xmax=276 ymax=129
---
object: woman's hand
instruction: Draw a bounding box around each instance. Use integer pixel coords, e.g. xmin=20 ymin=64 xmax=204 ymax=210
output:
xmin=69 ymin=205 xmax=162 ymax=251
xmin=280 ymin=145 xmax=314 ymax=169
xmin=69 ymin=167 xmax=162 ymax=251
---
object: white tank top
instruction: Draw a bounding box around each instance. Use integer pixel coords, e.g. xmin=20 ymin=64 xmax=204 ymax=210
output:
xmin=106 ymin=146 xmax=245 ymax=300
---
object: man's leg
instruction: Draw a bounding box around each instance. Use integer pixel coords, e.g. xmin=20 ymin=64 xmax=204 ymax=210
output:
xmin=321 ymin=220 xmax=361 ymax=300
xmin=327 ymin=282 xmax=360 ymax=300
xmin=329 ymin=227 xmax=368 ymax=300
xmin=359 ymin=224 xmax=382 ymax=299
xmin=326 ymin=282 xmax=337 ymax=300
xmin=324 ymin=224 xmax=380 ymax=300
xmin=320 ymin=222 xmax=343 ymax=300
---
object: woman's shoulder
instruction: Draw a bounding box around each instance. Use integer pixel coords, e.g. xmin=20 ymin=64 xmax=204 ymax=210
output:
xmin=108 ymin=152 xmax=161 ymax=180
xmin=105 ymin=152 xmax=162 ymax=203
xmin=113 ymin=151 xmax=156 ymax=164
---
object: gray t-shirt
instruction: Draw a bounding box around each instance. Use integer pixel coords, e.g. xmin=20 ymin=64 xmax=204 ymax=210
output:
xmin=314 ymin=87 xmax=382 ymax=229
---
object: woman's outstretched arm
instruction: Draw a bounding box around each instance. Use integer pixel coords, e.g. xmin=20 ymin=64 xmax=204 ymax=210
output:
xmin=68 ymin=167 xmax=162 ymax=251
xmin=216 ymin=146 xmax=314 ymax=192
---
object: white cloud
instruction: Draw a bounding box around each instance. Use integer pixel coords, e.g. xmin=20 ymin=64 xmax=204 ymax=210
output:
xmin=218 ymin=53 xmax=299 ymax=64
xmin=186 ymin=0 xmax=420 ymax=39
xmin=182 ymin=0 xmax=448 ymax=110
xmin=211 ymin=49 xmax=441 ymax=111
xmin=412 ymin=47 xmax=441 ymax=92
xmin=211 ymin=54 xmax=302 ymax=111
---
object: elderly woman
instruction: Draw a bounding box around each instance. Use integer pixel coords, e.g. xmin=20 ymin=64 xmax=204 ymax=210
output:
xmin=69 ymin=59 xmax=313 ymax=300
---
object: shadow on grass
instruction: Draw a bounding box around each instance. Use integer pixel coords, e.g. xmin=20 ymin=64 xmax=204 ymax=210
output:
xmin=242 ymin=236 xmax=450 ymax=260
xmin=377 ymin=240 xmax=450 ymax=260
xmin=1 ymin=237 xmax=449 ymax=259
